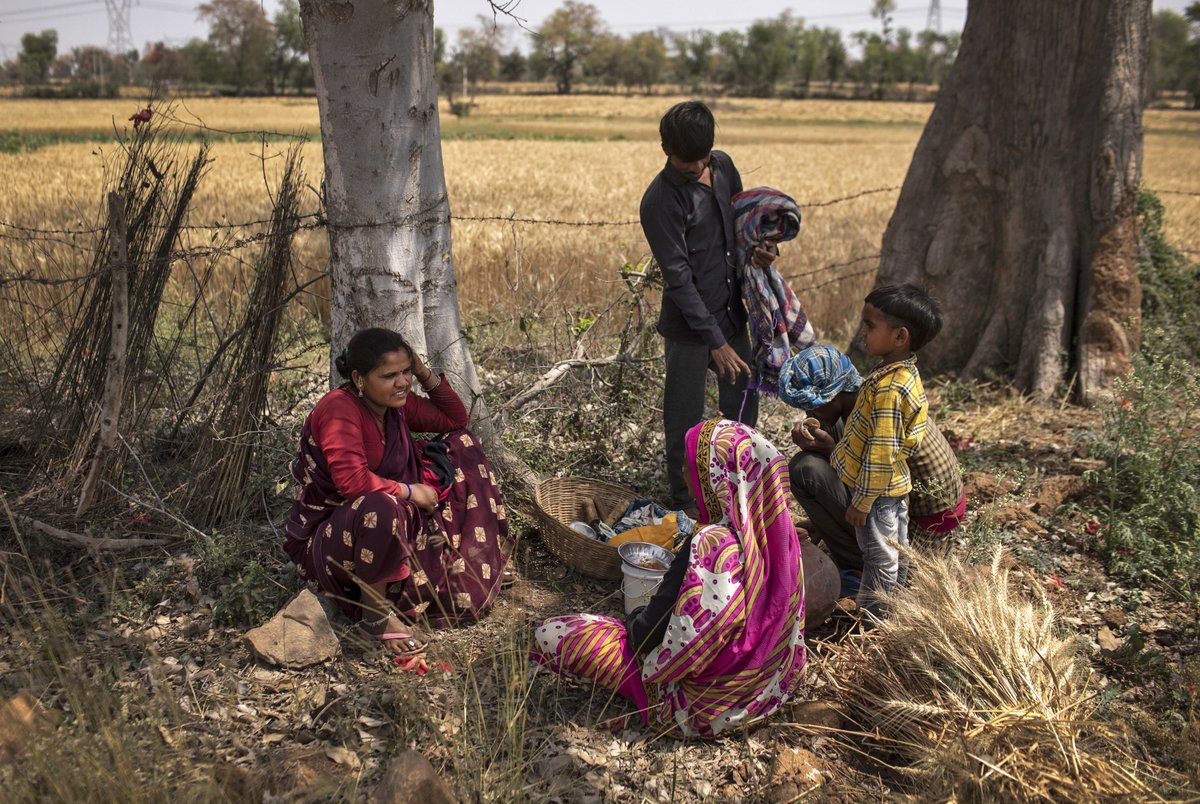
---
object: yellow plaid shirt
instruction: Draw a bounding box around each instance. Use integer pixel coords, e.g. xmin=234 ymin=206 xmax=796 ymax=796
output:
xmin=831 ymin=357 xmax=928 ymax=513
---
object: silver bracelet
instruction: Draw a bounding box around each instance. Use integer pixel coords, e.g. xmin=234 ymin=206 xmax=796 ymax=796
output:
xmin=422 ymin=372 xmax=442 ymax=391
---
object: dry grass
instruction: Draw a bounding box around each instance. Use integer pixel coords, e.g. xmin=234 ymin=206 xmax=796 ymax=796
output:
xmin=823 ymin=548 xmax=1171 ymax=801
xmin=0 ymin=95 xmax=1197 ymax=336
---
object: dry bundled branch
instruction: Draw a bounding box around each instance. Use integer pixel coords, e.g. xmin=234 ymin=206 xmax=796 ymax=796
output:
xmin=827 ymin=549 xmax=1167 ymax=801
xmin=183 ymin=145 xmax=305 ymax=526
xmin=36 ymin=126 xmax=209 ymax=480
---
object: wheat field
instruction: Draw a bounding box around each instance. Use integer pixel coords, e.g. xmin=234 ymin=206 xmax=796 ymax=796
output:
xmin=1 ymin=95 xmax=1196 ymax=335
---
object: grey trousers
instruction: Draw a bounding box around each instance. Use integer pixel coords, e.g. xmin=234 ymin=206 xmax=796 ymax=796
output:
xmin=663 ymin=329 xmax=758 ymax=508
xmin=788 ymin=451 xmax=862 ymax=570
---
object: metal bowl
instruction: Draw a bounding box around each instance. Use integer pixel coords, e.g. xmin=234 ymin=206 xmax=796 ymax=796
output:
xmin=616 ymin=541 xmax=674 ymax=573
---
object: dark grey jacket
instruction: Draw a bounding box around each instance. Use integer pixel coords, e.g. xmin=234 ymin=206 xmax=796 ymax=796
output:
xmin=639 ymin=150 xmax=746 ymax=349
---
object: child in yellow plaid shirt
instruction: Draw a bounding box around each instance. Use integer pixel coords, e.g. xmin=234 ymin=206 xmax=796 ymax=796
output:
xmin=831 ymin=284 xmax=943 ymax=620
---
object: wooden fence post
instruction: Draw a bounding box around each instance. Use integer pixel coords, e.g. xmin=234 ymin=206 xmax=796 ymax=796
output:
xmin=76 ymin=192 xmax=129 ymax=518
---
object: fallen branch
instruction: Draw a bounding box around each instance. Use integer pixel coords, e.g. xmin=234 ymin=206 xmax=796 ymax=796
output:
xmin=14 ymin=515 xmax=167 ymax=550
xmin=503 ymin=349 xmax=637 ymax=416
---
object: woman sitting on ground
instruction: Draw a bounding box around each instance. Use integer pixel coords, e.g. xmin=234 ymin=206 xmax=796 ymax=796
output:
xmin=532 ymin=418 xmax=806 ymax=737
xmin=284 ymin=327 xmax=513 ymax=655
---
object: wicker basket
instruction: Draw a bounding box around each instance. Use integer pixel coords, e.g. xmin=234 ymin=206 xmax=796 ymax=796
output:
xmin=533 ymin=476 xmax=638 ymax=581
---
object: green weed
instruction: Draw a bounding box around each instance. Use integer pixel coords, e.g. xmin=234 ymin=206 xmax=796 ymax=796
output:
xmin=1085 ymin=329 xmax=1200 ymax=597
xmin=192 ymin=530 xmax=295 ymax=625
xmin=1137 ymin=190 xmax=1200 ymax=357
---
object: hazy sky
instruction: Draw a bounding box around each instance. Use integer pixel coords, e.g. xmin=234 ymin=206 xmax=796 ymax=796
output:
xmin=0 ymin=0 xmax=1193 ymax=61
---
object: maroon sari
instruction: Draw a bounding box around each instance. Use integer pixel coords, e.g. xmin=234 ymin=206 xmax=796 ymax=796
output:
xmin=284 ymin=383 xmax=511 ymax=627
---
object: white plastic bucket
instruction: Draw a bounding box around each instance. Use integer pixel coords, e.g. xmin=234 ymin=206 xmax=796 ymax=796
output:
xmin=617 ymin=542 xmax=673 ymax=614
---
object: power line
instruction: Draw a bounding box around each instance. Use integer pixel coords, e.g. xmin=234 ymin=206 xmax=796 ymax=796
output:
xmin=138 ymin=2 xmax=198 ymax=13
xmin=1 ymin=0 xmax=102 ymax=19
xmin=598 ymin=5 xmax=966 ymax=32
xmin=1 ymin=8 xmax=105 ymax=25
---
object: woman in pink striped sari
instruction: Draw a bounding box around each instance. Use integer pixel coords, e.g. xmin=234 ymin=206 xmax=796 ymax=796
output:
xmin=532 ymin=418 xmax=806 ymax=737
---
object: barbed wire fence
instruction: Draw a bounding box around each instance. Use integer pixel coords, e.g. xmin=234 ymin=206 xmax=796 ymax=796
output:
xmin=1 ymin=112 xmax=1197 ymax=537
xmin=0 ymin=184 xmax=904 ymax=303
xmin=5 ymin=180 xmax=1197 ymax=290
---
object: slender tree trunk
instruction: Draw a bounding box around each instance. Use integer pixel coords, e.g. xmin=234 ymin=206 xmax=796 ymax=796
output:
xmin=301 ymin=0 xmax=497 ymax=440
xmin=300 ymin=0 xmax=534 ymax=490
xmin=877 ymin=0 xmax=1149 ymax=403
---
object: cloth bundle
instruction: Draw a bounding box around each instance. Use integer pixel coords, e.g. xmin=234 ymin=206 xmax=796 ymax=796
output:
xmin=732 ymin=187 xmax=816 ymax=397
xmin=418 ymin=439 xmax=455 ymax=502
xmin=607 ymin=499 xmax=696 ymax=550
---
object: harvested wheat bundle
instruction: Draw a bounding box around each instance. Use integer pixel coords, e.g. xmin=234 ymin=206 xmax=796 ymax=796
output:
xmin=826 ymin=548 xmax=1164 ymax=802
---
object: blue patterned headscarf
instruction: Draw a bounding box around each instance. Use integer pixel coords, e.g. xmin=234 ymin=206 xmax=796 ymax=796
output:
xmin=777 ymin=344 xmax=862 ymax=410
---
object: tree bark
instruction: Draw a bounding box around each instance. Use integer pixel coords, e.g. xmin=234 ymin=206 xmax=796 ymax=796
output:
xmin=301 ymin=0 xmax=490 ymax=427
xmin=300 ymin=0 xmax=535 ymax=492
xmin=876 ymin=0 xmax=1149 ymax=403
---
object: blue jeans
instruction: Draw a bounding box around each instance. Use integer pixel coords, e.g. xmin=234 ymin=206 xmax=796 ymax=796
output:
xmin=854 ymin=495 xmax=908 ymax=619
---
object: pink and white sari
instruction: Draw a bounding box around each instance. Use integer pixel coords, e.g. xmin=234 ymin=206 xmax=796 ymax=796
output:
xmin=532 ymin=419 xmax=806 ymax=737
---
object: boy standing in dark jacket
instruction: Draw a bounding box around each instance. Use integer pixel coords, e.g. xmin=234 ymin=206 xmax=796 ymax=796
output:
xmin=640 ymin=100 xmax=778 ymax=510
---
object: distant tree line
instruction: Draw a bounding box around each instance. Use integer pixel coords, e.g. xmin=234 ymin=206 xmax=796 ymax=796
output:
xmin=2 ymin=0 xmax=308 ymax=98
xmin=3 ymin=0 xmax=1198 ymax=106
xmin=1153 ymin=3 xmax=1200 ymax=109
xmin=441 ymin=0 xmax=960 ymax=101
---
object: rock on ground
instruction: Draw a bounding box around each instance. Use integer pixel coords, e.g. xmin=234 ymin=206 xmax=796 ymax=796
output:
xmin=244 ymin=589 xmax=340 ymax=669
xmin=0 ymin=690 xmax=57 ymax=763
xmin=373 ymin=750 xmax=457 ymax=804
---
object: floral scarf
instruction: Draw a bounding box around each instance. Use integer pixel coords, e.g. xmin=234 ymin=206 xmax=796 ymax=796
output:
xmin=643 ymin=418 xmax=807 ymax=735
xmin=732 ymin=187 xmax=816 ymax=397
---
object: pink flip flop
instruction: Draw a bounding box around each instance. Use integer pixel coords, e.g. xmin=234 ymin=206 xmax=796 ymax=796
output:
xmin=357 ymin=617 xmax=427 ymax=657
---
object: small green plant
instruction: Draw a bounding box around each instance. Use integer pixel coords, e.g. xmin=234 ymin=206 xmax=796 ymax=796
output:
xmin=1085 ymin=328 xmax=1200 ymax=597
xmin=193 ymin=530 xmax=293 ymax=625
xmin=112 ymin=562 xmax=178 ymax=618
xmin=1137 ymin=190 xmax=1200 ymax=357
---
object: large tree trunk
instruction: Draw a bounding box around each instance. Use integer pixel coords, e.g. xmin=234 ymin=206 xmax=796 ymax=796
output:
xmin=877 ymin=0 xmax=1149 ymax=403
xmin=300 ymin=0 xmax=495 ymax=439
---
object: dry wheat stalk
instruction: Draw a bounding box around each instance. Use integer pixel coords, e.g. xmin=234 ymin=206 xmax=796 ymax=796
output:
xmin=827 ymin=548 xmax=1166 ymax=802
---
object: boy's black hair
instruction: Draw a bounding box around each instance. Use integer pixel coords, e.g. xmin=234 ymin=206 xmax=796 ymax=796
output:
xmin=335 ymin=327 xmax=413 ymax=379
xmin=865 ymin=283 xmax=944 ymax=351
xmin=659 ymin=101 xmax=715 ymax=162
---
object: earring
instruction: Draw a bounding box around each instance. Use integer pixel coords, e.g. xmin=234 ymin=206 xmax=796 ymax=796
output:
xmin=356 ymin=384 xmax=364 ymax=398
